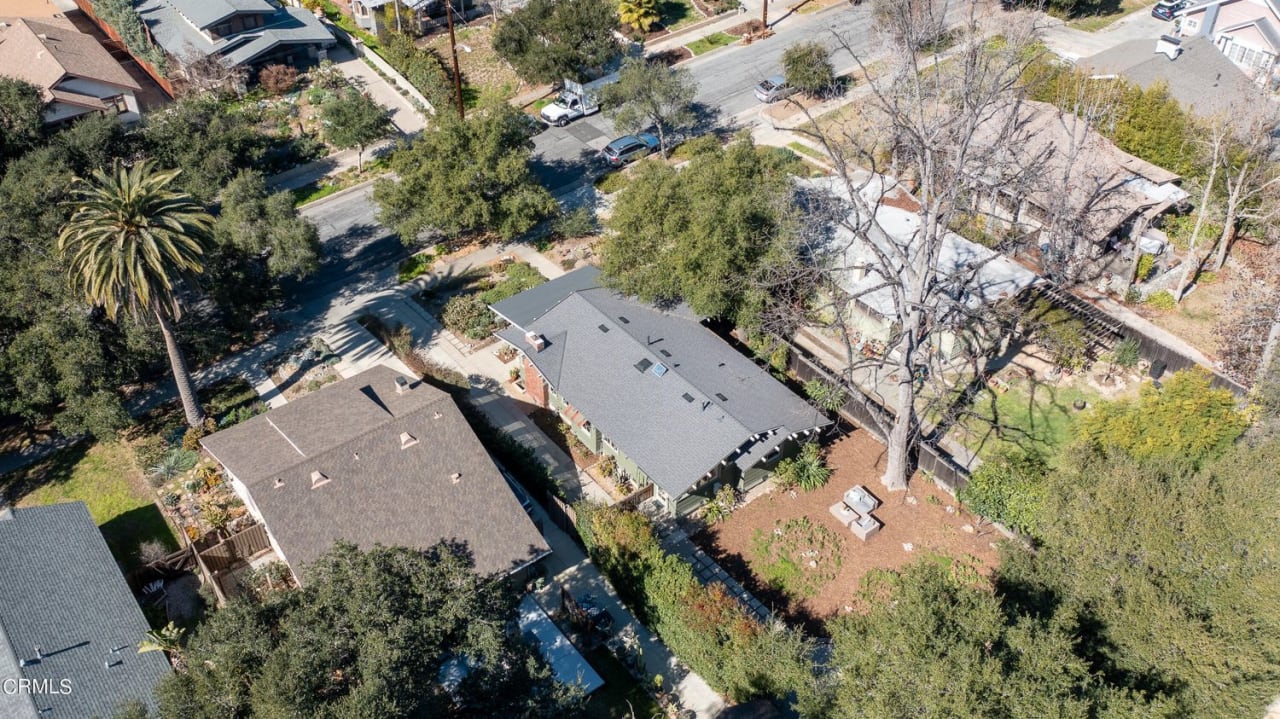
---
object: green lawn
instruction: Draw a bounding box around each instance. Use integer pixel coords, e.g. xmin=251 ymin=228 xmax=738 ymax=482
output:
xmin=949 ymin=379 xmax=1101 ymax=462
xmin=1066 ymin=0 xmax=1160 ymax=31
xmin=582 ymin=647 xmax=660 ymax=719
xmin=686 ymin=32 xmax=737 ymax=56
xmin=657 ymin=0 xmax=702 ymax=30
xmin=788 ymin=141 xmax=828 ymax=162
xmin=5 ymin=442 xmax=179 ymax=571
xmin=291 ymin=181 xmax=342 ymax=207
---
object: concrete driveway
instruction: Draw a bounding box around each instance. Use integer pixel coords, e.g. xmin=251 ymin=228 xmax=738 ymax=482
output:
xmin=1040 ymin=7 xmax=1174 ymax=60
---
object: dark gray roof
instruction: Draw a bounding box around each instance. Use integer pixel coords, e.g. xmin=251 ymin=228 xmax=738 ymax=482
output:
xmin=495 ymin=268 xmax=828 ymax=498
xmin=491 ymin=265 xmax=606 ymax=327
xmin=202 ymin=366 xmax=549 ymax=578
xmin=1079 ymin=36 xmax=1260 ymax=118
xmin=136 ymin=0 xmax=333 ymax=68
xmin=0 ymin=503 xmax=171 ymax=719
xmin=167 ymin=0 xmax=275 ymax=29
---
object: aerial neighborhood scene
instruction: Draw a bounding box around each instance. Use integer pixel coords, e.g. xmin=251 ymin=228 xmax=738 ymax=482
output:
xmin=3 ymin=0 xmax=1280 ymax=714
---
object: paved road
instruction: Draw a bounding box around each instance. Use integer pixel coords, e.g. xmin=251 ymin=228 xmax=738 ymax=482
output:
xmin=529 ymin=4 xmax=875 ymax=192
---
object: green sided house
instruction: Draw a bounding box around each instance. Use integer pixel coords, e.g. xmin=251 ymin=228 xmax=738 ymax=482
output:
xmin=490 ymin=266 xmax=829 ymax=516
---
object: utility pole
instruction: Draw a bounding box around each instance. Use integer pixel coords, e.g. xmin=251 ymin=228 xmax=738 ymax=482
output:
xmin=760 ymin=0 xmax=767 ymax=33
xmin=446 ymin=0 xmax=465 ymax=120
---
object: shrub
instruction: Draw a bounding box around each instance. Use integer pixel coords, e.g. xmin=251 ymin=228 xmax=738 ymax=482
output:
xmin=181 ymin=417 xmax=216 ymax=451
xmin=1124 ymin=286 xmax=1142 ymax=304
xmin=92 ymin=0 xmax=167 ymax=74
xmin=259 ymin=64 xmax=299 ymax=95
xmin=148 ymin=448 xmax=199 ymax=486
xmin=700 ymin=484 xmax=738 ymax=524
xmin=618 ymin=0 xmax=660 ymax=32
xmin=594 ymin=170 xmax=630 ymax=194
xmin=1111 ymin=338 xmax=1141 ymax=369
xmin=560 ymin=257 xmax=578 ymax=271
xmin=773 ymin=441 xmax=831 ymax=492
xmin=782 ymin=41 xmax=836 ymax=97
xmin=310 ymin=59 xmax=347 ymax=90
xmin=397 ymin=252 xmax=435 ymax=283
xmin=959 ymin=447 xmax=1048 ymax=535
xmin=138 ymin=540 xmax=171 ymax=565
xmin=377 ymin=33 xmax=450 ymax=108
xmin=1028 ymin=300 xmax=1088 ymax=372
xmin=478 ymin=263 xmax=548 ymax=305
xmin=1135 ymin=253 xmax=1155 ymax=282
xmin=552 ymin=206 xmax=598 ymax=239
xmin=803 ymin=378 xmax=847 ymax=413
xmin=133 ymin=435 xmax=170 ymax=474
xmin=1144 ymin=290 xmax=1176 ymax=310
xmin=219 ymin=402 xmax=267 ymax=428
xmin=598 ymin=455 xmax=618 ymax=477
xmin=442 ymin=294 xmax=494 ymax=339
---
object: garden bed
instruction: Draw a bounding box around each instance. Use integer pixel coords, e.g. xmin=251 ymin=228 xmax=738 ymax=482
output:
xmin=692 ymin=430 xmax=1000 ymax=631
xmin=528 ymin=407 xmax=598 ymax=468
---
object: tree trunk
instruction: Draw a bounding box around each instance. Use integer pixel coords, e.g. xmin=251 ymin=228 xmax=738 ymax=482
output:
xmin=655 ymin=120 xmax=667 ymax=158
xmin=356 ymin=143 xmax=365 ymax=173
xmin=1212 ymin=204 xmax=1237 ymax=271
xmin=1175 ymin=166 xmax=1218 ymax=303
xmin=881 ymin=374 xmax=913 ymax=491
xmin=1259 ymin=301 xmax=1280 ymax=388
xmin=153 ymin=300 xmax=205 ymax=428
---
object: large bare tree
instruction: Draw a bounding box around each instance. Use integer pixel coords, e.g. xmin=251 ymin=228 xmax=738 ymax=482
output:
xmin=786 ymin=1 xmax=1047 ymax=490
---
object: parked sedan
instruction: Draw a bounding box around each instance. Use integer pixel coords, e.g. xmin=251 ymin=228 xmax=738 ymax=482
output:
xmin=601 ymin=133 xmax=660 ymax=167
xmin=1151 ymin=0 xmax=1184 ymax=20
xmin=754 ymin=75 xmax=799 ymax=103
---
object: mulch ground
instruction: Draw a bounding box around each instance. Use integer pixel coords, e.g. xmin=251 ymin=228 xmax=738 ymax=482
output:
xmin=652 ymin=46 xmax=694 ymax=66
xmin=691 ymin=430 xmax=1003 ymax=633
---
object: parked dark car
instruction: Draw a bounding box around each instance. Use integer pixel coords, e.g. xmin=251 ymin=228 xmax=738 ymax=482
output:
xmin=601 ymin=133 xmax=660 ymax=167
xmin=1152 ymin=0 xmax=1184 ymax=20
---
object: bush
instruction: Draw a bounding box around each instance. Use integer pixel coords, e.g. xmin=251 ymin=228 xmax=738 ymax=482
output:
xmin=958 ymin=448 xmax=1048 ymax=535
xmin=442 ymin=294 xmax=495 ymax=339
xmin=700 ymin=484 xmax=738 ymax=524
xmin=1144 ymin=290 xmax=1176 ymax=310
xmin=1135 ymin=253 xmax=1155 ymax=282
xmin=783 ymin=41 xmax=836 ymax=97
xmin=133 ymin=435 xmax=169 ymax=474
xmin=552 ymin=206 xmax=598 ymax=239
xmin=1028 ymin=299 xmax=1088 ymax=372
xmin=148 ymin=448 xmax=200 ymax=487
xmin=1111 ymin=338 xmax=1141 ymax=369
xmin=397 ymin=251 xmax=435 ymax=283
xmin=803 ymin=378 xmax=847 ymax=413
xmin=594 ymin=170 xmax=630 ymax=194
xmin=181 ymin=418 xmax=217 ymax=452
xmin=219 ymin=402 xmax=267 ymax=428
xmin=773 ymin=441 xmax=831 ymax=492
xmin=560 ymin=257 xmax=578 ymax=271
xmin=479 ymin=263 xmax=548 ymax=305
xmin=92 ymin=0 xmax=167 ymax=74
xmin=259 ymin=64 xmax=299 ymax=95
xmin=377 ymin=33 xmax=450 ymax=108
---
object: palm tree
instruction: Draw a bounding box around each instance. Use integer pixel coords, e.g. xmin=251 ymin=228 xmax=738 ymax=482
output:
xmin=59 ymin=161 xmax=213 ymax=428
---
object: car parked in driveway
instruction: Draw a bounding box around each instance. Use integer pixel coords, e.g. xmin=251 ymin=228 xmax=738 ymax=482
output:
xmin=754 ymin=75 xmax=798 ymax=103
xmin=601 ymin=133 xmax=659 ymax=167
xmin=1152 ymin=0 xmax=1184 ymax=20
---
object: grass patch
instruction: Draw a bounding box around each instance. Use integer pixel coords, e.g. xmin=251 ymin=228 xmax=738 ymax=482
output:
xmin=532 ymin=98 xmax=554 ymax=112
xmin=291 ymin=181 xmax=342 ymax=207
xmin=686 ymin=32 xmax=736 ymax=56
xmin=397 ymin=251 xmax=435 ymax=283
xmin=657 ymin=0 xmax=702 ymax=30
xmin=5 ymin=442 xmax=179 ymax=571
xmin=581 ymin=646 xmax=660 ymax=719
xmin=594 ymin=170 xmax=632 ymax=194
xmin=1065 ymin=0 xmax=1160 ymax=31
xmin=787 ymin=141 xmax=827 ymax=162
xmin=950 ymin=380 xmax=1101 ymax=462
xmin=750 ymin=517 xmax=844 ymax=599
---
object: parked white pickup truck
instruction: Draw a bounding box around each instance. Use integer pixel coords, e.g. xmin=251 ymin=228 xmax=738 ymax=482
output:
xmin=539 ymin=73 xmax=618 ymax=126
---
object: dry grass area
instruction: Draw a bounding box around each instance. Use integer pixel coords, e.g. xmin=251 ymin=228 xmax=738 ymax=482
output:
xmin=692 ymin=431 xmax=1002 ymax=631
xmin=421 ymin=22 xmax=529 ymax=102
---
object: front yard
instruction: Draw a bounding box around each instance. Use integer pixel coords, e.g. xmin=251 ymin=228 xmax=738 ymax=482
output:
xmin=692 ymin=430 xmax=1001 ymax=629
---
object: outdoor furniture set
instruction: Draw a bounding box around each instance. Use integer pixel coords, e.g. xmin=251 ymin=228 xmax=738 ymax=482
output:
xmin=829 ymin=485 xmax=882 ymax=541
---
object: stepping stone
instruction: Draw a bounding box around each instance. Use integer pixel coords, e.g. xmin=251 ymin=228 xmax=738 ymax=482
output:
xmin=961 ymin=524 xmax=975 ymax=534
xmin=902 ymin=542 xmax=914 ymax=552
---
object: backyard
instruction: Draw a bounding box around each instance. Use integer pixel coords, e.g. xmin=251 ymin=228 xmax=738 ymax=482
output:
xmin=693 ymin=430 xmax=1001 ymax=630
xmin=946 ymin=373 xmax=1102 ymax=462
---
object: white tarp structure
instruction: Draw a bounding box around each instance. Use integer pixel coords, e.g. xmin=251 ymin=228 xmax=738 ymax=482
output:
xmin=518 ymin=595 xmax=605 ymax=695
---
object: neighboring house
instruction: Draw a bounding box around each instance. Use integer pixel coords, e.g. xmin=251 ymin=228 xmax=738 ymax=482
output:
xmin=201 ymin=365 xmax=550 ymax=582
xmin=490 ymin=267 xmax=829 ymax=517
xmin=802 ymin=174 xmax=1041 ymax=361
xmin=98 ymin=0 xmax=334 ymax=75
xmin=1178 ymin=0 xmax=1280 ymax=78
xmin=0 ymin=502 xmax=172 ymax=719
xmin=1080 ymin=35 xmax=1259 ymax=118
xmin=351 ymin=0 xmax=432 ymax=32
xmin=0 ymin=17 xmax=142 ymax=125
xmin=968 ymin=100 xmax=1188 ymax=275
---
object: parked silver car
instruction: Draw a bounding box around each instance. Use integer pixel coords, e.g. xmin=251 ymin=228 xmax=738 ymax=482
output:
xmin=754 ymin=75 xmax=798 ymax=103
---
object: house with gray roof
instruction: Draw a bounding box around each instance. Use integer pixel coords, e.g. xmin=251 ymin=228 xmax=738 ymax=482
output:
xmin=1177 ymin=0 xmax=1280 ymax=78
xmin=490 ymin=267 xmax=829 ymax=516
xmin=0 ymin=17 xmax=142 ymax=126
xmin=128 ymin=0 xmax=334 ymax=74
xmin=201 ymin=365 xmax=550 ymax=581
xmin=1079 ymin=35 xmax=1260 ymax=119
xmin=0 ymin=502 xmax=171 ymax=719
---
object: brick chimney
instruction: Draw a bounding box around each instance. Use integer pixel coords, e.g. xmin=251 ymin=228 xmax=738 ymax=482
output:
xmin=525 ymin=331 xmax=547 ymax=353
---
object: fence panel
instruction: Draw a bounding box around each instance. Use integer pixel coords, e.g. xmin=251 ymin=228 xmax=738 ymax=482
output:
xmin=198 ymin=523 xmax=271 ymax=573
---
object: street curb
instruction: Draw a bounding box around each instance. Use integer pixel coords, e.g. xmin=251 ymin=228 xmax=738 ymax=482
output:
xmin=296 ymin=176 xmax=382 ymax=209
xmin=643 ymin=10 xmax=743 ymax=53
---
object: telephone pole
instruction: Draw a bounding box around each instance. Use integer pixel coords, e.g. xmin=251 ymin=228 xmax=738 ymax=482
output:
xmin=446 ymin=0 xmax=465 ymax=120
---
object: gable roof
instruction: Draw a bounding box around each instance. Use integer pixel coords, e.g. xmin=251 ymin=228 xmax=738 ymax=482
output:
xmin=1181 ymin=0 xmax=1280 ymax=18
xmin=1079 ymin=35 xmax=1260 ymax=118
xmin=135 ymin=0 xmax=332 ymax=67
xmin=201 ymin=366 xmax=549 ymax=578
xmin=0 ymin=17 xmax=140 ymax=101
xmin=0 ymin=503 xmax=171 ymax=719
xmin=167 ymin=0 xmax=276 ymax=29
xmin=493 ymin=269 xmax=828 ymax=498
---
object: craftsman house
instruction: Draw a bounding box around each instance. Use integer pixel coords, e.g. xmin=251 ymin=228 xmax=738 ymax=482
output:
xmin=1178 ymin=0 xmax=1280 ymax=79
xmin=0 ymin=503 xmax=172 ymax=719
xmin=0 ymin=17 xmax=142 ymax=126
xmin=201 ymin=365 xmax=549 ymax=583
xmin=490 ymin=267 xmax=829 ymax=516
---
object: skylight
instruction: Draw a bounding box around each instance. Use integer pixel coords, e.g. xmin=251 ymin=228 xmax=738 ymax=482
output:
xmin=618 ymin=316 xmax=631 ymax=324
xmin=652 ymin=363 xmax=669 ymax=377
xmin=715 ymin=392 xmax=728 ymax=401
xmin=635 ymin=358 xmax=653 ymax=372
xmin=598 ymin=324 xmax=610 ymax=332
xmin=682 ymin=393 xmax=695 ymax=402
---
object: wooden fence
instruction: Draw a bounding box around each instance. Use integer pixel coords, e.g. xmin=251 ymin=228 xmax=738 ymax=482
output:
xmin=71 ymin=0 xmax=176 ymax=97
xmin=197 ymin=523 xmax=272 ymax=573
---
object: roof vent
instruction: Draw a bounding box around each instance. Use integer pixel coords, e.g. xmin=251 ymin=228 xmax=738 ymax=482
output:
xmin=353 ymin=452 xmax=361 ymax=461
xmin=525 ymin=331 xmax=547 ymax=352
xmin=634 ymin=358 xmax=653 ymax=373
xmin=432 ymin=411 xmax=443 ymax=420
xmin=618 ymin=316 xmax=631 ymax=324
xmin=395 ymin=376 xmax=410 ymax=394
xmin=310 ymin=471 xmax=330 ymax=489
xmin=598 ymin=324 xmax=610 ymax=333
xmin=400 ymin=432 xmax=419 ymax=449
xmin=273 ymin=477 xmax=285 ymax=489
xmin=715 ymin=392 xmax=728 ymax=401
xmin=1155 ymin=34 xmax=1182 ymax=61
xmin=659 ymin=349 xmax=671 ymax=357
xmin=450 ymin=472 xmax=462 ymax=484
xmin=37 ymin=33 xmax=47 ymax=40
xmin=682 ymin=393 xmax=694 ymax=402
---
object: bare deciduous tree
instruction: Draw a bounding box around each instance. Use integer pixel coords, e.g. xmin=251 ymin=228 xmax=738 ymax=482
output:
xmin=1210 ymin=106 xmax=1280 ymax=271
xmin=172 ymin=49 xmax=248 ymax=97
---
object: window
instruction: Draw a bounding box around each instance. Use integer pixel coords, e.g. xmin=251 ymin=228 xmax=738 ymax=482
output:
xmin=213 ymin=22 xmax=232 ymax=37
xmin=242 ymin=14 xmax=260 ymax=29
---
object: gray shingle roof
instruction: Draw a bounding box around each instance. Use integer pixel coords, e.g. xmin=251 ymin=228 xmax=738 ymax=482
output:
xmin=166 ymin=0 xmax=275 ymax=30
xmin=495 ymin=269 xmax=828 ymax=498
xmin=1079 ymin=36 xmax=1260 ymax=118
xmin=0 ymin=503 xmax=171 ymax=719
xmin=135 ymin=0 xmax=332 ymax=67
xmin=201 ymin=366 xmax=549 ymax=578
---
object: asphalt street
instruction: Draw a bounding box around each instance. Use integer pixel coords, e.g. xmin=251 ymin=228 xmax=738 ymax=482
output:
xmin=529 ymin=4 xmax=876 ymax=192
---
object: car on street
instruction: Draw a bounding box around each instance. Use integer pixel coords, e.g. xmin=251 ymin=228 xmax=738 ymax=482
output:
xmin=601 ymin=133 xmax=660 ymax=167
xmin=1152 ymin=0 xmax=1184 ymax=20
xmin=754 ymin=75 xmax=799 ymax=103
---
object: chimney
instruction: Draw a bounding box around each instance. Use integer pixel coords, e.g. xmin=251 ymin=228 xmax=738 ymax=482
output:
xmin=395 ymin=376 xmax=410 ymax=394
xmin=525 ymin=331 xmax=547 ymax=353
xmin=310 ymin=471 xmax=330 ymax=489
xmin=400 ymin=432 xmax=418 ymax=449
xmin=1155 ymin=34 xmax=1182 ymax=61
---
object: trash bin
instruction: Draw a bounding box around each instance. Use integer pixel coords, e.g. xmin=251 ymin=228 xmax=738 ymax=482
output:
xmin=1149 ymin=359 xmax=1167 ymax=380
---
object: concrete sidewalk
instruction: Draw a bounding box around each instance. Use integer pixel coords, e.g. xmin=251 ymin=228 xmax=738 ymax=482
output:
xmin=329 ymin=45 xmax=427 ymax=135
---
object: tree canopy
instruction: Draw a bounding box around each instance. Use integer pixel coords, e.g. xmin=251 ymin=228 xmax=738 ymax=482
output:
xmin=156 ymin=542 xmax=581 ymax=718
xmin=782 ymin=42 xmax=836 ymax=97
xmin=601 ymin=137 xmax=802 ymax=328
xmin=0 ymin=77 xmax=45 ymax=169
xmin=493 ymin=0 xmax=621 ymax=84
xmin=374 ymin=104 xmax=557 ymax=242
xmin=600 ymin=58 xmax=698 ymax=156
xmin=320 ymin=90 xmax=392 ymax=172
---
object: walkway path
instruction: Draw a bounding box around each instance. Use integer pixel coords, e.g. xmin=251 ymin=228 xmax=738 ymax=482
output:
xmin=656 ymin=520 xmax=774 ymax=625
xmin=329 ymin=45 xmax=427 ymax=135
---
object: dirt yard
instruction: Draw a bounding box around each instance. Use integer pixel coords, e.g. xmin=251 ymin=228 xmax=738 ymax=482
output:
xmin=421 ymin=21 xmax=529 ymax=102
xmin=692 ymin=430 xmax=1003 ymax=631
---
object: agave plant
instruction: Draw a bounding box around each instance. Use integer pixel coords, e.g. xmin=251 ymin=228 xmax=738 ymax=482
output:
xmin=148 ymin=448 xmax=199 ymax=483
xmin=138 ymin=622 xmax=185 ymax=657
